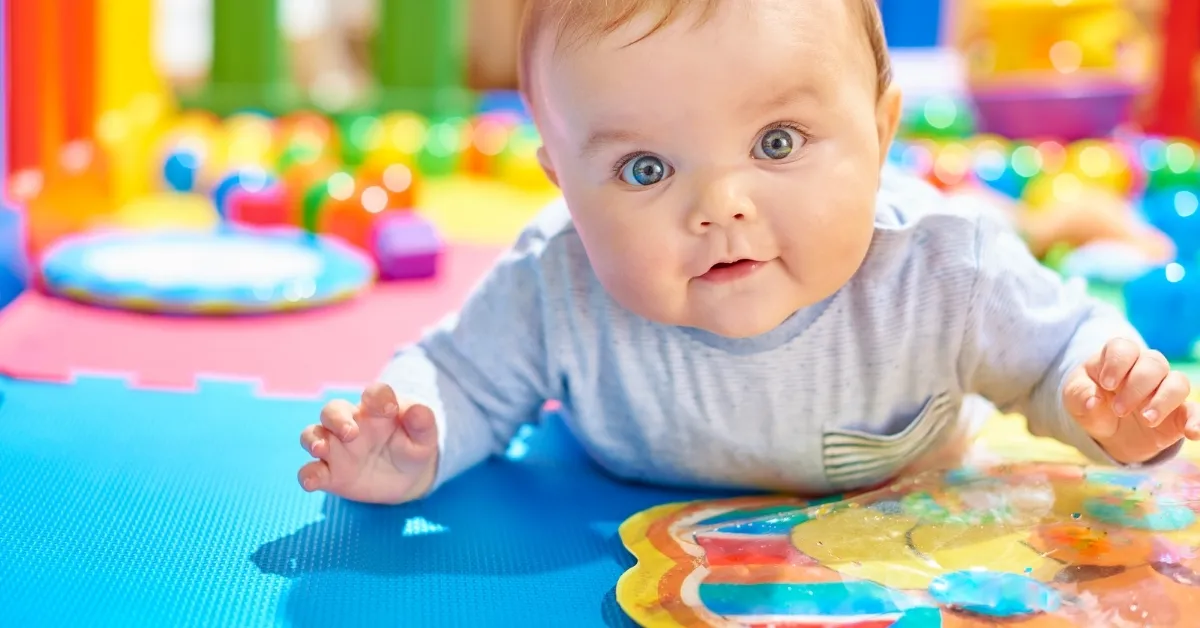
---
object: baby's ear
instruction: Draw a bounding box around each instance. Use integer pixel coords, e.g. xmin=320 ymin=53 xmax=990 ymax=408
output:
xmin=875 ymin=84 xmax=903 ymax=169
xmin=537 ymin=146 xmax=560 ymax=188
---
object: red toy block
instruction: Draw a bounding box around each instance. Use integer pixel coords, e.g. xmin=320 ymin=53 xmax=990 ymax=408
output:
xmin=228 ymin=183 xmax=290 ymax=227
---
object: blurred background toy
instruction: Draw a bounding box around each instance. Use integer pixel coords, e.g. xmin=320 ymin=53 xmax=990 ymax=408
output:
xmin=960 ymin=0 xmax=1147 ymax=140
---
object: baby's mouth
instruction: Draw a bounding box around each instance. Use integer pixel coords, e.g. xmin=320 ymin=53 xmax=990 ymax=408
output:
xmin=700 ymin=258 xmax=767 ymax=282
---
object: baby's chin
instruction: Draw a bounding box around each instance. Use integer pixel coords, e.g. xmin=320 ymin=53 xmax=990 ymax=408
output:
xmin=685 ymin=307 xmax=798 ymax=339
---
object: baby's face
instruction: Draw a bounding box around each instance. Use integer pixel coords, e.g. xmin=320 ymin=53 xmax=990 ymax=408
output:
xmin=531 ymin=0 xmax=900 ymax=338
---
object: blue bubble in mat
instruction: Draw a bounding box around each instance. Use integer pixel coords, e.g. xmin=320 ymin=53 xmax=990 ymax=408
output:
xmin=929 ymin=571 xmax=1061 ymax=617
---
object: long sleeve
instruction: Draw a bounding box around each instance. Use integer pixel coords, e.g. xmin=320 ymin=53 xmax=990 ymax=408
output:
xmin=378 ymin=230 xmax=558 ymax=494
xmin=957 ymin=214 xmax=1182 ymax=466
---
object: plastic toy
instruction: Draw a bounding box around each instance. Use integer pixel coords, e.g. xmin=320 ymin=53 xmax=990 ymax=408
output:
xmin=0 ymin=206 xmax=26 ymax=310
xmin=1142 ymin=187 xmax=1200 ymax=264
xmin=227 ymin=183 xmax=290 ymax=228
xmin=6 ymin=0 xmax=52 ymax=176
xmin=495 ymin=124 xmax=554 ymax=190
xmin=960 ymin=0 xmax=1143 ymax=140
xmin=358 ymin=162 xmax=419 ymax=212
xmin=161 ymin=145 xmax=203 ymax=192
xmin=1124 ymin=263 xmax=1200 ymax=360
xmin=1143 ymin=139 xmax=1200 ymax=193
xmin=212 ymin=167 xmax=274 ymax=220
xmin=38 ymin=228 xmax=375 ymax=316
xmin=1143 ymin=0 xmax=1200 ymax=140
xmin=880 ymin=0 xmax=945 ymax=49
xmin=192 ymin=0 xmax=297 ymax=116
xmin=372 ymin=0 xmax=473 ymax=119
xmin=618 ymin=461 xmax=1200 ymax=626
xmin=373 ymin=211 xmax=443 ymax=280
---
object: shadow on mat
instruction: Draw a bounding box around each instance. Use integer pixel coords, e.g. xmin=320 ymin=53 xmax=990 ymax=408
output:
xmin=251 ymin=412 xmax=735 ymax=626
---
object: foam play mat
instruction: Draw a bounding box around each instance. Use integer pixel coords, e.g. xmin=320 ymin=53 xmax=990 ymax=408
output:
xmin=38 ymin=229 xmax=375 ymax=315
xmin=617 ymin=461 xmax=1200 ymax=626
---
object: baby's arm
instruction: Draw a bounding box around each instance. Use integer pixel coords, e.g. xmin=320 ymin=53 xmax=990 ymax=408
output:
xmin=299 ymin=223 xmax=559 ymax=503
xmin=957 ymin=214 xmax=1187 ymax=465
xmin=380 ymin=239 xmax=557 ymax=494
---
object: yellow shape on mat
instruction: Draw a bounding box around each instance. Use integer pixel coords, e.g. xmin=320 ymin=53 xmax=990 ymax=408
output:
xmin=106 ymin=193 xmax=219 ymax=231
xmin=419 ymin=175 xmax=559 ymax=245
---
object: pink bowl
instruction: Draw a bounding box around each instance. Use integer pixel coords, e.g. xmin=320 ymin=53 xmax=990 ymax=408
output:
xmin=970 ymin=82 xmax=1141 ymax=141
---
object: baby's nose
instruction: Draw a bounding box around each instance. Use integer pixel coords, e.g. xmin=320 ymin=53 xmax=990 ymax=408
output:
xmin=690 ymin=183 xmax=756 ymax=233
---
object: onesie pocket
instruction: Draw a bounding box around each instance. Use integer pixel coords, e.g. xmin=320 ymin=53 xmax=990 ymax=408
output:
xmin=822 ymin=393 xmax=956 ymax=490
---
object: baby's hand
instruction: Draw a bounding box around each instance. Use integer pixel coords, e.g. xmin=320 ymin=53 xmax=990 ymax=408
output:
xmin=298 ymin=383 xmax=439 ymax=504
xmin=1064 ymin=338 xmax=1200 ymax=464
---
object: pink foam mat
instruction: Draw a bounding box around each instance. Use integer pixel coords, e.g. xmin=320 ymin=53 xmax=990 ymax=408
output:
xmin=0 ymin=243 xmax=505 ymax=397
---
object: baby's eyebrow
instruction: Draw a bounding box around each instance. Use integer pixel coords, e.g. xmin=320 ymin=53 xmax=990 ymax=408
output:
xmin=579 ymin=127 xmax=642 ymax=159
xmin=744 ymin=82 xmax=821 ymax=116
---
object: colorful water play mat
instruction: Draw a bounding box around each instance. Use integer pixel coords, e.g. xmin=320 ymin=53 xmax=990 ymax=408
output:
xmin=616 ymin=412 xmax=1200 ymax=627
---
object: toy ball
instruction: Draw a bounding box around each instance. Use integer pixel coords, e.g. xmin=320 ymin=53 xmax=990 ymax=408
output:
xmin=366 ymin=111 xmax=429 ymax=171
xmin=211 ymin=167 xmax=274 ymax=221
xmin=222 ymin=113 xmax=278 ymax=169
xmin=1124 ymin=262 xmax=1200 ymax=360
xmin=1063 ymin=139 xmax=1132 ymax=195
xmin=886 ymin=139 xmax=910 ymax=169
xmin=358 ymin=162 xmax=420 ymax=211
xmin=929 ymin=142 xmax=974 ymax=190
xmin=162 ymin=145 xmax=205 ymax=192
xmin=892 ymin=140 xmax=937 ymax=180
xmin=301 ymin=171 xmax=357 ymax=234
xmin=978 ymin=143 xmax=1042 ymax=199
xmin=418 ymin=118 xmax=468 ymax=177
xmin=495 ymin=123 xmax=553 ymax=190
xmin=461 ymin=113 xmax=519 ymax=177
xmin=278 ymin=111 xmax=337 ymax=146
xmin=1022 ymin=172 xmax=1086 ymax=210
xmin=972 ymin=142 xmax=1032 ymax=199
xmin=1032 ymin=140 xmax=1068 ymax=176
xmin=1145 ymin=139 xmax=1200 ymax=193
xmin=337 ymin=114 xmax=383 ymax=167
xmin=903 ymin=96 xmax=976 ymax=140
xmin=1141 ymin=187 xmax=1200 ymax=264
xmin=277 ymin=112 xmax=337 ymax=164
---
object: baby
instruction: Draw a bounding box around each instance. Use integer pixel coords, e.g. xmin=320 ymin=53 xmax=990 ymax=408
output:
xmin=298 ymin=0 xmax=1200 ymax=505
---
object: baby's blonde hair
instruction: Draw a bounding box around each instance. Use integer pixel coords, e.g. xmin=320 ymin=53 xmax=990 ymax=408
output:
xmin=518 ymin=0 xmax=892 ymax=102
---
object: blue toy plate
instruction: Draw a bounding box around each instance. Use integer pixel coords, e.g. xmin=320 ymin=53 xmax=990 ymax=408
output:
xmin=39 ymin=228 xmax=376 ymax=315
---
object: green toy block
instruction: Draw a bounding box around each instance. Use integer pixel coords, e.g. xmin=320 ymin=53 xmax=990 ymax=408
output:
xmin=370 ymin=0 xmax=475 ymax=119
xmin=185 ymin=0 xmax=301 ymax=116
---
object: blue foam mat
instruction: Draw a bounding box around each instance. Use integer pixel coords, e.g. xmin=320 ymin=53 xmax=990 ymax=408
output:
xmin=0 ymin=376 xmax=738 ymax=627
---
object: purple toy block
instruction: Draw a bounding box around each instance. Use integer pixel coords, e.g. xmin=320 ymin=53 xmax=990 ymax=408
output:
xmin=373 ymin=211 xmax=443 ymax=280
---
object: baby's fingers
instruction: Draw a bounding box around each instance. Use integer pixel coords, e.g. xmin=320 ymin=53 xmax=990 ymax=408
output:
xmin=1112 ymin=350 xmax=1170 ymax=419
xmin=391 ymin=404 xmax=440 ymax=464
xmin=320 ymin=399 xmax=359 ymax=441
xmin=298 ymin=460 xmax=331 ymax=492
xmin=360 ymin=382 xmax=402 ymax=422
xmin=300 ymin=424 xmax=334 ymax=458
xmin=1064 ymin=369 xmax=1118 ymax=439
xmin=1140 ymin=370 xmax=1191 ymax=428
xmin=1186 ymin=403 xmax=1200 ymax=441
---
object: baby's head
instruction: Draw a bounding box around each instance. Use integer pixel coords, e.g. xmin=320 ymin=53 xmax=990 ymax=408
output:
xmin=520 ymin=0 xmax=902 ymax=338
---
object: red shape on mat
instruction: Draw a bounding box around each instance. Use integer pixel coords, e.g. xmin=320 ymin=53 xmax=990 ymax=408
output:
xmin=0 ymin=243 xmax=504 ymax=396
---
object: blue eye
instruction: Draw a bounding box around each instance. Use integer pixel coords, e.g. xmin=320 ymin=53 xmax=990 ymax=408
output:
xmin=619 ymin=155 xmax=672 ymax=186
xmin=754 ymin=127 xmax=803 ymax=160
